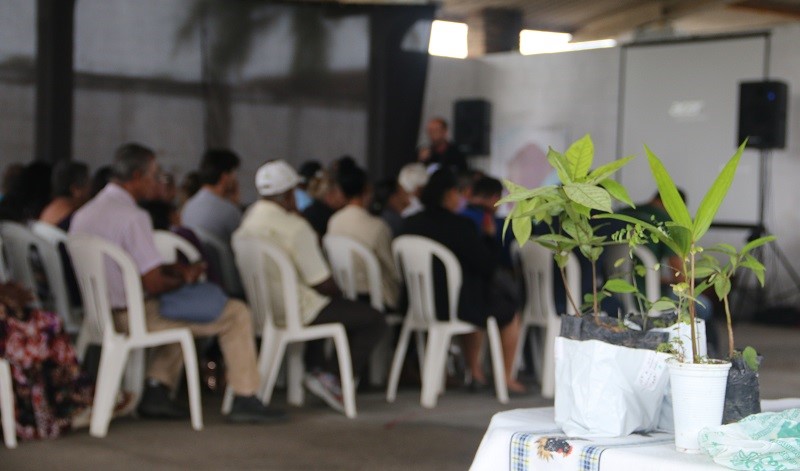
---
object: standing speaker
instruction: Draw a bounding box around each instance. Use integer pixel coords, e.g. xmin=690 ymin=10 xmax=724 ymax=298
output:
xmin=738 ymin=81 xmax=788 ymax=149
xmin=454 ymin=99 xmax=491 ymax=156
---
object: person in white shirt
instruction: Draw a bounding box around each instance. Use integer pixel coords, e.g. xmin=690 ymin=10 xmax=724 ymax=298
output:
xmin=328 ymin=164 xmax=400 ymax=310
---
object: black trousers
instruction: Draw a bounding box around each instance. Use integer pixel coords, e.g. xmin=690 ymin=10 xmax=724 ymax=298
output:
xmin=305 ymin=297 xmax=387 ymax=377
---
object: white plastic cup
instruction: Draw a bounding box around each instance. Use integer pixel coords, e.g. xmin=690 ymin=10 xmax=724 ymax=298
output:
xmin=667 ymin=360 xmax=731 ymax=453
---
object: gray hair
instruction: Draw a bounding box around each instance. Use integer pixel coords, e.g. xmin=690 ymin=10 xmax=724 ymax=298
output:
xmin=112 ymin=143 xmax=155 ymax=182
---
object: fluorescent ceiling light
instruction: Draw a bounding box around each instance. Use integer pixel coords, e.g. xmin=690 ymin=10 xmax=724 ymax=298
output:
xmin=520 ymin=29 xmax=616 ymax=55
xmin=428 ymin=20 xmax=468 ymax=59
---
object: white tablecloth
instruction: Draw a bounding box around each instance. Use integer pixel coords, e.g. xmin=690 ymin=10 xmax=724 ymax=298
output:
xmin=470 ymin=401 xmax=800 ymax=471
xmin=471 ymin=407 xmax=719 ymax=470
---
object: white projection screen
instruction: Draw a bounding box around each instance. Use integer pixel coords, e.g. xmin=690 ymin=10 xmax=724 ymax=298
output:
xmin=619 ymin=35 xmax=768 ymax=226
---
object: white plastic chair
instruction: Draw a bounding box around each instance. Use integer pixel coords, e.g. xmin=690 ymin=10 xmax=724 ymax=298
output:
xmin=602 ymin=243 xmax=661 ymax=316
xmin=188 ymin=225 xmax=243 ymax=298
xmin=322 ymin=234 xmax=403 ymax=387
xmin=0 ymin=358 xmax=16 ymax=448
xmin=0 ymin=221 xmax=82 ymax=334
xmin=511 ymin=241 xmax=580 ymax=399
xmin=229 ymin=235 xmax=356 ymax=418
xmin=153 ymin=230 xmax=202 ymax=266
xmin=388 ymin=235 xmax=509 ymax=408
xmin=67 ymin=234 xmax=203 ymax=437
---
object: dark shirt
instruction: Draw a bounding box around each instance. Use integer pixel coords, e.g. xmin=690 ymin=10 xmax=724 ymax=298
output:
xmin=380 ymin=208 xmax=403 ymax=237
xmin=303 ymin=199 xmax=335 ymax=238
xmin=400 ymin=206 xmax=498 ymax=327
xmin=427 ymin=142 xmax=468 ymax=174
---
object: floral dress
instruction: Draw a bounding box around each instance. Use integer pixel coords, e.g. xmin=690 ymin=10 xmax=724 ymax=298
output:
xmin=0 ymin=304 xmax=92 ymax=440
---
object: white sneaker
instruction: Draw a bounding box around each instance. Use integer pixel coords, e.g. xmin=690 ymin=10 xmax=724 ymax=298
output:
xmin=304 ymin=371 xmax=345 ymax=414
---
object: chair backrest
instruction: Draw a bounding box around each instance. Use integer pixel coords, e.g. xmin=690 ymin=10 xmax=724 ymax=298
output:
xmin=512 ymin=241 xmax=581 ymax=324
xmin=0 ymin=222 xmax=74 ymax=327
xmin=189 ymin=225 xmax=243 ymax=297
xmin=31 ymin=221 xmax=68 ymax=246
xmin=153 ymin=230 xmax=202 ymax=264
xmin=602 ymin=243 xmax=660 ymax=316
xmin=67 ymin=234 xmax=148 ymax=340
xmin=392 ymin=235 xmax=461 ymax=324
xmin=232 ymin=236 xmax=302 ymax=332
xmin=322 ymin=234 xmax=383 ymax=311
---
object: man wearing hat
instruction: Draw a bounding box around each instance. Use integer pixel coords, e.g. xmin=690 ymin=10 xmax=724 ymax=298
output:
xmin=234 ymin=160 xmax=386 ymax=413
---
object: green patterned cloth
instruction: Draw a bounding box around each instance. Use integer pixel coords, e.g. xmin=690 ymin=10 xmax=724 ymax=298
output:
xmin=699 ymin=408 xmax=800 ymax=470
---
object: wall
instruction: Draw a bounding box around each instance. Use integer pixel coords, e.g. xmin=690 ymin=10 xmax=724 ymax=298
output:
xmin=422 ymin=25 xmax=800 ymax=303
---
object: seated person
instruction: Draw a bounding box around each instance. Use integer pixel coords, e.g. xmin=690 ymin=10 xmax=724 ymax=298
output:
xmin=400 ymin=169 xmax=525 ymax=393
xmin=0 ymin=281 xmax=94 ymax=439
xmin=70 ymin=143 xmax=284 ymax=424
xmin=397 ymin=163 xmax=428 ymax=218
xmin=369 ymin=178 xmax=410 ymax=237
xmin=302 ymin=169 xmax=346 ymax=238
xmin=181 ymin=149 xmax=243 ymax=242
xmin=328 ymin=164 xmax=400 ymax=310
xmin=39 ymin=161 xmax=91 ymax=230
xmin=295 ymin=160 xmax=322 ymax=213
xmin=234 ymin=160 xmax=386 ymax=412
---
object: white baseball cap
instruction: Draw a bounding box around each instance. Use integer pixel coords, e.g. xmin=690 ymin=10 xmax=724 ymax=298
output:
xmin=255 ymin=160 xmax=301 ymax=196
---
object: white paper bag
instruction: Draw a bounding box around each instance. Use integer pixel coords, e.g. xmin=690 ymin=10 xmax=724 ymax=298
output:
xmin=554 ymin=337 xmax=671 ymax=437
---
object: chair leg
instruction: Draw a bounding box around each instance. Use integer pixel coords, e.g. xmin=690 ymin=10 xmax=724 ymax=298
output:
xmin=179 ymin=335 xmax=204 ymax=431
xmin=529 ymin=327 xmax=544 ymax=384
xmin=486 ymin=317 xmax=509 ymax=404
xmin=90 ymin=343 xmax=129 ymax=438
xmin=0 ymin=360 xmax=17 ymax=448
xmin=258 ymin=339 xmax=287 ymax=406
xmin=511 ymin=323 xmax=529 ymax=380
xmin=286 ymin=343 xmax=305 ymax=407
xmin=420 ymin=327 xmax=450 ymax=409
xmin=542 ymin=317 xmax=561 ymax=399
xmin=332 ymin=331 xmax=357 ymax=419
xmin=415 ymin=331 xmax=426 ymax=375
xmin=368 ymin=328 xmax=393 ymax=387
xmin=386 ymin=323 xmax=413 ymax=402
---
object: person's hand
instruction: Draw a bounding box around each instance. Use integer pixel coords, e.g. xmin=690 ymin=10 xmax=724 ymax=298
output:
xmin=177 ymin=262 xmax=206 ymax=284
xmin=482 ymin=212 xmax=496 ymax=237
xmin=0 ymin=281 xmax=35 ymax=311
xmin=418 ymin=147 xmax=431 ymax=163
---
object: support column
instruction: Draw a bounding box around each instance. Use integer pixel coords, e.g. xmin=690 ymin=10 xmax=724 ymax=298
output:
xmin=35 ymin=0 xmax=76 ymax=163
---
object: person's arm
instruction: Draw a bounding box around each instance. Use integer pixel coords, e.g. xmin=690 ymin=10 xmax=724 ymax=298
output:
xmin=142 ymin=262 xmax=205 ymax=296
xmin=312 ymin=277 xmax=341 ymax=298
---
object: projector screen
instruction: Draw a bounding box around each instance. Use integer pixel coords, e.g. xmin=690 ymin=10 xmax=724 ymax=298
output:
xmin=619 ymin=35 xmax=768 ymax=225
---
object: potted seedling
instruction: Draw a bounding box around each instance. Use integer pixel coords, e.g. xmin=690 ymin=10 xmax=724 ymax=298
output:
xmin=599 ymin=140 xmax=772 ymax=452
xmin=502 ymin=135 xmax=674 ymax=438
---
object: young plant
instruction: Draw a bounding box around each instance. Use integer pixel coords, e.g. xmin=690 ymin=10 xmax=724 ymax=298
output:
xmin=598 ymin=140 xmax=750 ymax=363
xmin=500 ymin=134 xmax=635 ymax=321
xmin=697 ymin=235 xmax=775 ymax=359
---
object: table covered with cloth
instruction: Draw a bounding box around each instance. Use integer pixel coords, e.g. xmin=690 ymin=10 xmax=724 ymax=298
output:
xmin=470 ymin=400 xmax=800 ymax=471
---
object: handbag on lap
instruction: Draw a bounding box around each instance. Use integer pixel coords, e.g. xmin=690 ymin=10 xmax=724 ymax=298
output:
xmin=159 ymin=282 xmax=228 ymax=323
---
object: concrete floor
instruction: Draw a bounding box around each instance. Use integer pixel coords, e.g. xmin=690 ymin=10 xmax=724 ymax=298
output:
xmin=2 ymin=321 xmax=798 ymax=470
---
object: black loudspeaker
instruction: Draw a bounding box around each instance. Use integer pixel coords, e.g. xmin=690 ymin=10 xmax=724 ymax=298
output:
xmin=454 ymin=99 xmax=491 ymax=156
xmin=738 ymin=81 xmax=788 ymax=149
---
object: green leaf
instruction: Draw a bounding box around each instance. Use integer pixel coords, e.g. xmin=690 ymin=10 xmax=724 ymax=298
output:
xmin=588 ymin=155 xmax=635 ymax=183
xmin=496 ymin=184 xmax=557 ymax=205
xmin=708 ymin=243 xmax=738 ymax=256
xmin=645 ymin=145 xmax=693 ymax=229
xmin=742 ymin=346 xmax=759 ymax=371
xmin=667 ymin=224 xmax=693 ymax=257
xmin=565 ymin=134 xmax=594 ymax=180
xmin=603 ymin=279 xmax=638 ymax=293
xmin=599 ymin=178 xmax=634 ymax=208
xmin=547 ymin=148 xmax=571 ymax=184
xmin=693 ymin=141 xmax=747 ymax=240
xmin=511 ymin=216 xmax=532 ymax=247
xmin=563 ymin=183 xmax=612 ymax=212
xmin=651 ymin=299 xmax=677 ymax=311
xmin=742 ymin=235 xmax=776 ymax=255
xmin=535 ymin=233 xmax=577 ymax=245
xmin=713 ymin=275 xmax=731 ymax=300
xmin=595 ymin=213 xmax=685 ymax=256
xmin=741 ymin=255 xmax=766 ymax=286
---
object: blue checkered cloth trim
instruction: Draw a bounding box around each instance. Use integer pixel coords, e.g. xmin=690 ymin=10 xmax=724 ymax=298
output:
xmin=510 ymin=430 xmax=562 ymax=471
xmin=578 ymin=438 xmax=674 ymax=471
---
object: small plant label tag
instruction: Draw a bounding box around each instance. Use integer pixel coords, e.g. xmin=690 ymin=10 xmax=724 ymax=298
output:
xmin=635 ymin=352 xmax=666 ymax=391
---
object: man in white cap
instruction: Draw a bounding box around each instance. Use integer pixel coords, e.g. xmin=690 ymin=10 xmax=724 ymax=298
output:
xmin=234 ymin=160 xmax=386 ymax=413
